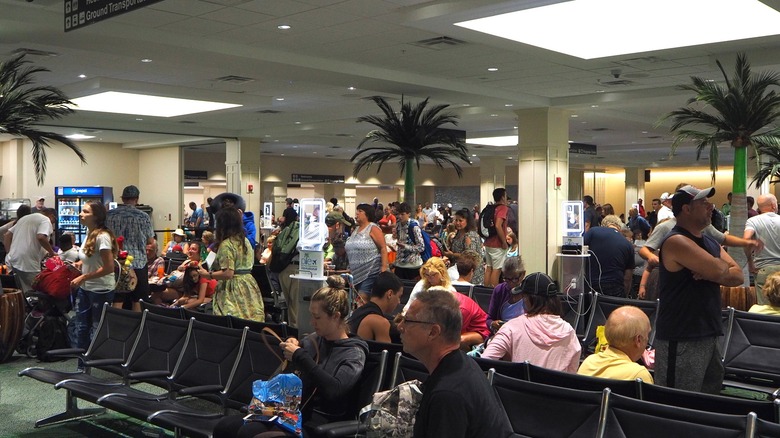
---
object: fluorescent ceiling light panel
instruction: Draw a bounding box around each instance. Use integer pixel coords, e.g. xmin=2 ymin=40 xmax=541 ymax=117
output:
xmin=70 ymin=91 xmax=242 ymax=117
xmin=467 ymin=136 xmax=517 ymax=147
xmin=456 ymin=0 xmax=780 ymax=59
xmin=66 ymin=133 xmax=95 ymax=140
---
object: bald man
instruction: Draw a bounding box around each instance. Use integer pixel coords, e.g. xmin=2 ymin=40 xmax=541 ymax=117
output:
xmin=744 ymin=194 xmax=780 ymax=305
xmin=578 ymin=305 xmax=653 ymax=383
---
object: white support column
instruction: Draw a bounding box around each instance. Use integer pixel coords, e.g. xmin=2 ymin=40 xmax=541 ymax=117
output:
xmin=624 ymin=167 xmax=645 ymax=218
xmin=479 ymin=156 xmax=507 ymax=207
xmin=225 ymin=138 xmax=262 ymax=230
xmin=516 ymin=108 xmax=570 ymax=275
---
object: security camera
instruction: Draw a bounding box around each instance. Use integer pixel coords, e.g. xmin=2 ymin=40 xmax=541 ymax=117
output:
xmin=611 ymin=69 xmax=622 ymax=79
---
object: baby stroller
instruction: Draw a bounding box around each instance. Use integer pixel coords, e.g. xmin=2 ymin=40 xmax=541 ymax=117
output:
xmin=16 ymin=290 xmax=70 ymax=359
xmin=16 ymin=258 xmax=78 ymax=359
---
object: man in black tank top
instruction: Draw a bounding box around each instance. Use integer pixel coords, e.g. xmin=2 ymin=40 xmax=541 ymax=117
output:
xmin=655 ymin=186 xmax=743 ymax=393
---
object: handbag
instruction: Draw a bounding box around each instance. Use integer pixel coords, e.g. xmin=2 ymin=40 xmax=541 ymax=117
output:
xmin=361 ymin=379 xmax=423 ymax=438
xmin=114 ymin=259 xmax=138 ymax=293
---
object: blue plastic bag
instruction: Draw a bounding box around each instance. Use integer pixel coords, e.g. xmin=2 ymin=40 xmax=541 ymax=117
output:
xmin=248 ymin=373 xmax=303 ymax=437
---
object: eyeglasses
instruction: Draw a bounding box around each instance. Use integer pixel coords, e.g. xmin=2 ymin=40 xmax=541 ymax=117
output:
xmin=398 ymin=315 xmax=436 ymax=325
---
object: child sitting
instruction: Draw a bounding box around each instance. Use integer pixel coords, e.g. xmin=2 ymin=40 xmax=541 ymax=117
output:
xmin=171 ymin=266 xmax=216 ymax=309
xmin=57 ymin=233 xmax=80 ymax=263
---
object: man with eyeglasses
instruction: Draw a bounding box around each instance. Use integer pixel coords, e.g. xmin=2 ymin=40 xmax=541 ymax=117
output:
xmin=655 ymin=185 xmax=743 ymax=394
xmin=399 ymin=288 xmax=513 ymax=438
xmin=578 ymin=305 xmax=653 ymax=383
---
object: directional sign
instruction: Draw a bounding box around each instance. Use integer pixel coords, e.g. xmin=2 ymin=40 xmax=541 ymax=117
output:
xmin=64 ymin=0 xmax=165 ymax=32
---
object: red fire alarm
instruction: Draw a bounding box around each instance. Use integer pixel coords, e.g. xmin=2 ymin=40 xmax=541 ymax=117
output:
xmin=555 ymin=176 xmax=562 ymax=187
xmin=247 ymin=183 xmax=254 ymax=193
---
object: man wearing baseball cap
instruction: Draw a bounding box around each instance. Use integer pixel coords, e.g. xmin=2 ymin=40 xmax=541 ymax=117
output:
xmin=657 ymin=192 xmax=675 ymax=223
xmin=106 ymin=185 xmax=155 ymax=311
xmin=655 ymin=185 xmax=742 ymax=393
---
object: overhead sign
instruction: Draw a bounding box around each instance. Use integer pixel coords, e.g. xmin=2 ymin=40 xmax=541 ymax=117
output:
xmin=184 ymin=170 xmax=208 ymax=180
xmin=569 ymin=142 xmax=597 ymax=155
xmin=64 ymin=0 xmax=165 ymax=32
xmin=291 ymin=174 xmax=345 ymax=184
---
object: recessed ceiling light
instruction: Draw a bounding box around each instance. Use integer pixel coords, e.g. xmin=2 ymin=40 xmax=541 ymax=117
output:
xmin=642 ymin=131 xmax=648 ymax=134
xmin=292 ymin=145 xmax=298 ymax=148
xmin=596 ymin=90 xmax=606 ymax=93
xmin=136 ymin=118 xmax=143 ymax=121
xmin=490 ymin=114 xmax=499 ymax=117
xmin=571 ymin=114 xmax=579 ymax=118
xmin=313 ymin=152 xmax=317 ymax=154
xmin=278 ymin=24 xmax=291 ymax=30
xmin=591 ymin=105 xmax=599 ymax=108
xmin=507 ymin=156 xmax=513 ymax=159
xmin=281 ymin=153 xmax=285 ymax=156
xmin=347 ymin=86 xmax=356 ymax=91
xmin=471 ymin=154 xmax=477 ymax=157
xmin=456 ymin=0 xmax=780 ymax=59
xmin=78 ymin=74 xmax=86 ymax=79
xmin=513 ymin=126 xmax=518 ymax=129
xmin=66 ymin=133 xmax=95 ymax=140
xmin=462 ymin=103 xmax=470 ymax=107
xmin=568 ymin=140 xmax=574 ymax=143
xmin=504 ymin=104 xmax=513 ymax=107
xmin=487 ymin=67 xmax=499 ymax=72
xmin=69 ymin=91 xmax=242 ymax=117
xmin=294 ymin=121 xmax=301 ymax=125
xmin=140 ymin=58 xmax=152 ymax=63
xmin=275 ymin=97 xmax=285 ymax=101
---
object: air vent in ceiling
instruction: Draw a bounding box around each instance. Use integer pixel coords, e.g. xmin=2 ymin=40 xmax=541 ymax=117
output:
xmin=214 ymin=75 xmax=255 ymax=84
xmin=11 ymin=47 xmax=59 ymax=57
xmin=179 ymin=121 xmax=197 ymax=124
xmin=329 ymin=146 xmax=340 ymax=149
xmin=334 ymin=134 xmax=352 ymax=137
xmin=257 ymin=109 xmax=283 ymax=114
xmin=646 ymin=135 xmax=663 ymax=139
xmin=589 ymin=127 xmax=610 ymax=132
xmin=412 ymin=36 xmax=467 ymax=50
xmin=614 ymin=56 xmax=667 ymax=68
xmin=597 ymin=78 xmax=636 ymax=86
xmin=361 ymin=95 xmax=394 ymax=101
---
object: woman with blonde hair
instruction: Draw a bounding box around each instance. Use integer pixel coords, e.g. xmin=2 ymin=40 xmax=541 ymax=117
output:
xmin=71 ymin=202 xmax=119 ymax=349
xmin=402 ymin=257 xmax=489 ymax=350
xmin=749 ymin=271 xmax=780 ymax=316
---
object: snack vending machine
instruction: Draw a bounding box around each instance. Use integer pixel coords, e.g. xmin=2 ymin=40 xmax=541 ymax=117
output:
xmin=55 ymin=186 xmax=114 ymax=245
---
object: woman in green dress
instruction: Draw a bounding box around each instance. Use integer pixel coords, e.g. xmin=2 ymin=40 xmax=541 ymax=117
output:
xmin=198 ymin=207 xmax=265 ymax=321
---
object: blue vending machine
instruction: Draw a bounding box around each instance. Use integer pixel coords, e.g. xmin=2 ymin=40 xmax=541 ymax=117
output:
xmin=55 ymin=186 xmax=114 ymax=245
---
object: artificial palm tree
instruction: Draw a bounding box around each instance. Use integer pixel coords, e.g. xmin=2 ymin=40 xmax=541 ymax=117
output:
xmin=663 ymin=53 xmax=780 ymax=281
xmin=352 ymin=96 xmax=470 ymax=205
xmin=754 ymin=141 xmax=780 ymax=186
xmin=0 ymin=54 xmax=86 ymax=186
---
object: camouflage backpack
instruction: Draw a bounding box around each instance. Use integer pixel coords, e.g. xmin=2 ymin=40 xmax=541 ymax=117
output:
xmin=362 ymin=379 xmax=423 ymax=438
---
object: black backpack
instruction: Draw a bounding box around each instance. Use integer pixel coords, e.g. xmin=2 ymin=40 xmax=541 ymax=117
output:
xmin=711 ymin=208 xmax=727 ymax=233
xmin=478 ymin=204 xmax=498 ymax=239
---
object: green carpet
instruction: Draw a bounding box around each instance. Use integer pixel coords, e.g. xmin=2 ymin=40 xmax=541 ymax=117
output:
xmin=0 ymin=354 xmax=172 ymax=437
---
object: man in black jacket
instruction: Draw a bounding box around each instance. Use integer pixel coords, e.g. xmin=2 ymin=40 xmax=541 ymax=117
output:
xmin=400 ymin=288 xmax=513 ymax=438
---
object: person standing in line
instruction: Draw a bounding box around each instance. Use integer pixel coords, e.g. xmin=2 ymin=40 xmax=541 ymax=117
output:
xmin=186 ymin=201 xmax=205 ymax=238
xmin=31 ymin=196 xmax=46 ymax=213
xmin=198 ymin=207 xmax=264 ymax=321
xmin=483 ymin=188 xmax=509 ymax=287
xmin=345 ymin=203 xmax=388 ymax=303
xmin=744 ymin=194 xmax=780 ymax=305
xmin=106 ymin=185 xmax=155 ymax=311
xmin=442 ymin=208 xmax=485 ymax=286
xmin=70 ymin=202 xmax=118 ymax=349
xmin=4 ymin=208 xmax=56 ymax=295
xmin=655 ymin=186 xmax=742 ymax=394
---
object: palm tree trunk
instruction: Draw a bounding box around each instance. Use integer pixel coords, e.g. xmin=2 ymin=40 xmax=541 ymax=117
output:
xmin=404 ymin=157 xmax=415 ymax=205
xmin=730 ymin=146 xmax=749 ymax=286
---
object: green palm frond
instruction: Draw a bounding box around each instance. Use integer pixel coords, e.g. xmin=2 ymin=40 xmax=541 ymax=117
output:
xmin=754 ymin=144 xmax=780 ymax=186
xmin=660 ymin=53 xmax=780 ymax=182
xmin=0 ymin=54 xmax=86 ymax=185
xmin=352 ymin=96 xmax=470 ymax=203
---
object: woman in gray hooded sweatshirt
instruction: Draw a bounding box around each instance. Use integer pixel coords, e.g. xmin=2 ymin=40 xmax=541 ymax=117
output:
xmin=214 ymin=275 xmax=368 ymax=438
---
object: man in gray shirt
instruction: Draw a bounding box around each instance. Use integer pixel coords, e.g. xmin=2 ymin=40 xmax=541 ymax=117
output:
xmin=744 ymin=194 xmax=780 ymax=304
